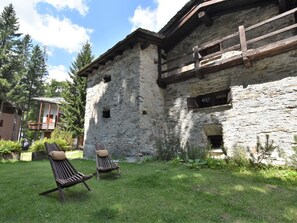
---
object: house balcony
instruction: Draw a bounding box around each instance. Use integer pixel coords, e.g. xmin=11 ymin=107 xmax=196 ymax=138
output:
xmin=158 ymin=7 xmax=297 ymax=87
xmin=28 ymin=122 xmax=60 ymax=131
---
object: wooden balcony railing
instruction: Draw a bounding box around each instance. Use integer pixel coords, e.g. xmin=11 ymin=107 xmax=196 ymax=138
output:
xmin=28 ymin=122 xmax=59 ymax=131
xmin=159 ymin=7 xmax=297 ymax=85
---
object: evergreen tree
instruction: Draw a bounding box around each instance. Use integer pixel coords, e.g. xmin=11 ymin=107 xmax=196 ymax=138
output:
xmin=61 ymin=42 xmax=94 ymax=148
xmin=44 ymin=79 xmax=68 ymax=97
xmin=0 ymin=4 xmax=22 ymax=119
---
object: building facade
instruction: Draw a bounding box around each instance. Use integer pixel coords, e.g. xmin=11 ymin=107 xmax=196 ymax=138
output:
xmin=28 ymin=97 xmax=64 ymax=139
xmin=79 ymin=0 xmax=297 ymax=163
xmin=0 ymin=100 xmax=22 ymax=141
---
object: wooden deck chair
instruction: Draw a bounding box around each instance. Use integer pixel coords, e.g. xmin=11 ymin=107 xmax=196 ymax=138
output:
xmin=39 ymin=142 xmax=92 ymax=202
xmin=95 ymin=143 xmax=120 ymax=180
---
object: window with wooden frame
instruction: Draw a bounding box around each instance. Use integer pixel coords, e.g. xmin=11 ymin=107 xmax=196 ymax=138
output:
xmin=187 ymin=89 xmax=231 ymax=110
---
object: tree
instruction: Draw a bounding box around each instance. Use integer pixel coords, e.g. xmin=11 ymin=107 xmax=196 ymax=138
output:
xmin=0 ymin=4 xmax=22 ymax=121
xmin=8 ymin=39 xmax=49 ymax=140
xmin=44 ymin=79 xmax=68 ymax=97
xmin=61 ymin=42 xmax=94 ymax=148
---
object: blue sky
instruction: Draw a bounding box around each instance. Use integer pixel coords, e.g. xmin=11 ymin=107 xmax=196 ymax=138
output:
xmin=0 ymin=0 xmax=189 ymax=81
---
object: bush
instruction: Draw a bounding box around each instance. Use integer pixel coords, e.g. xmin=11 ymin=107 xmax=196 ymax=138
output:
xmin=247 ymin=135 xmax=277 ymax=166
xmin=155 ymin=136 xmax=182 ymax=161
xmin=185 ymin=142 xmax=210 ymax=161
xmin=29 ymin=138 xmax=69 ymax=153
xmin=0 ymin=140 xmax=22 ymax=155
xmin=51 ymin=129 xmax=73 ymax=148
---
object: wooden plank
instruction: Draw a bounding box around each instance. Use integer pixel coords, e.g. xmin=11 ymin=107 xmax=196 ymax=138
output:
xmin=247 ymin=23 xmax=297 ymax=45
xmin=247 ymin=35 xmax=297 ymax=60
xmin=161 ymin=60 xmax=195 ymax=74
xmin=245 ymin=7 xmax=297 ymax=32
xmin=161 ymin=51 xmax=192 ymax=66
xmin=239 ymin=25 xmax=252 ymax=67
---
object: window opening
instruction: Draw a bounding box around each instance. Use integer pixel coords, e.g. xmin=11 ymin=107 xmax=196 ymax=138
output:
xmin=102 ymin=109 xmax=110 ymax=118
xmin=103 ymin=75 xmax=111 ymax=83
xmin=200 ymin=43 xmax=220 ymax=57
xmin=0 ymin=120 xmax=3 ymax=127
xmin=187 ymin=89 xmax=231 ymax=110
xmin=208 ymin=135 xmax=223 ymax=149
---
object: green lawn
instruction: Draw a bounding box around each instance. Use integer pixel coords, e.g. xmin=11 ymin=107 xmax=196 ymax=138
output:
xmin=0 ymin=160 xmax=296 ymax=223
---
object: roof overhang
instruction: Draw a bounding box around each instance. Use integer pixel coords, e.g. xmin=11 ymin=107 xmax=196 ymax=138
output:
xmin=159 ymin=0 xmax=280 ymax=51
xmin=32 ymin=97 xmax=64 ymax=105
xmin=77 ymin=28 xmax=164 ymax=77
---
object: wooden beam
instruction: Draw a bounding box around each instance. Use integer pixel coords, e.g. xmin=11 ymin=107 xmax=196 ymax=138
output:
xmin=239 ymin=25 xmax=252 ymax=68
xmin=198 ymin=11 xmax=213 ymax=27
xmin=279 ymin=0 xmax=287 ymax=13
xmin=247 ymin=35 xmax=297 ymax=60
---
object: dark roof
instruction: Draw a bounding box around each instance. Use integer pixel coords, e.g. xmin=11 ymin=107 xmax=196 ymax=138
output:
xmin=77 ymin=28 xmax=164 ymax=77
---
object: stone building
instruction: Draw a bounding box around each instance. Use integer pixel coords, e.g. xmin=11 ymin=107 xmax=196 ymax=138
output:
xmin=78 ymin=0 xmax=297 ymax=163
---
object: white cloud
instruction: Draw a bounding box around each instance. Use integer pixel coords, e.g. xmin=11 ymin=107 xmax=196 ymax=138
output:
xmin=0 ymin=0 xmax=92 ymax=53
xmin=47 ymin=65 xmax=70 ymax=82
xmin=129 ymin=0 xmax=190 ymax=32
xmin=40 ymin=0 xmax=89 ymax=16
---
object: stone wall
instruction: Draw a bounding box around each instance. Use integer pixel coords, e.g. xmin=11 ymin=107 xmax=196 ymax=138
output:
xmin=84 ymin=43 xmax=165 ymax=159
xmin=84 ymin=46 xmax=142 ymax=158
xmin=165 ymin=49 xmax=297 ymax=164
xmin=164 ymin=4 xmax=297 ymax=163
xmin=139 ymin=45 xmax=167 ymax=155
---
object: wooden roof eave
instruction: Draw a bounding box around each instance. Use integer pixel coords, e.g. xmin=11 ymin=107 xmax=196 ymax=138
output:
xmin=77 ymin=29 xmax=164 ymax=77
xmin=160 ymin=0 xmax=279 ymax=51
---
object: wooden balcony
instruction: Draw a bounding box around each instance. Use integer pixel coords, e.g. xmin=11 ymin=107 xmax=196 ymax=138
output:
xmin=28 ymin=122 xmax=59 ymax=131
xmin=158 ymin=7 xmax=297 ymax=87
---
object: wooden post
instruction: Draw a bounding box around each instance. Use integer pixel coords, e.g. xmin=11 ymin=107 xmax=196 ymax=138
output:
xmin=239 ymin=25 xmax=252 ymax=68
xmin=193 ymin=46 xmax=202 ymax=70
xmin=47 ymin=103 xmax=51 ymax=130
xmin=38 ymin=102 xmax=42 ymax=130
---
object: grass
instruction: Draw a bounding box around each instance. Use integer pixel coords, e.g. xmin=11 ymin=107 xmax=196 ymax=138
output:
xmin=0 ymin=160 xmax=296 ymax=223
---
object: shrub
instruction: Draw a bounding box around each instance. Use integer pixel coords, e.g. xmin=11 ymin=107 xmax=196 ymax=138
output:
xmin=0 ymin=140 xmax=22 ymax=155
xmin=155 ymin=136 xmax=182 ymax=161
xmin=231 ymin=146 xmax=250 ymax=168
xmin=50 ymin=129 xmax=73 ymax=148
xmin=247 ymin=135 xmax=277 ymax=166
xmin=185 ymin=142 xmax=210 ymax=161
xmin=290 ymin=135 xmax=297 ymax=167
xmin=29 ymin=138 xmax=69 ymax=153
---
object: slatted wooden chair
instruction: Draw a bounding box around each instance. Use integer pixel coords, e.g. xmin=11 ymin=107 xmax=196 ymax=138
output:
xmin=95 ymin=142 xmax=120 ymax=180
xmin=39 ymin=142 xmax=92 ymax=202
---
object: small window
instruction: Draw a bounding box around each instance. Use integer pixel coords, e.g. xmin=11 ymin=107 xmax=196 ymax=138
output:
xmin=208 ymin=135 xmax=223 ymax=148
xmin=200 ymin=43 xmax=220 ymax=57
xmin=103 ymin=75 xmax=111 ymax=83
xmin=0 ymin=120 xmax=3 ymax=127
xmin=187 ymin=89 xmax=231 ymax=110
xmin=102 ymin=110 xmax=110 ymax=118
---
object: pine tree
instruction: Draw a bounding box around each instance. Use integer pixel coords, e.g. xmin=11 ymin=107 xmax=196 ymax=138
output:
xmin=61 ymin=42 xmax=94 ymax=148
xmin=0 ymin=4 xmax=22 ymax=120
